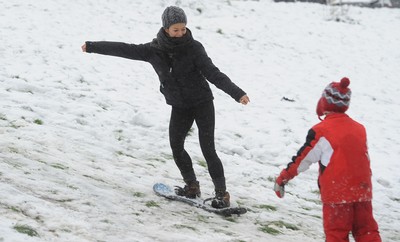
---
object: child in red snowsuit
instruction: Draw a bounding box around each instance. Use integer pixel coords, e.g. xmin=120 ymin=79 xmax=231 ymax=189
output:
xmin=274 ymin=77 xmax=381 ymax=242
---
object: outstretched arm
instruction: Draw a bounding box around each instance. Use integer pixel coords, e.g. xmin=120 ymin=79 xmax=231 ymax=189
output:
xmin=81 ymin=41 xmax=152 ymax=62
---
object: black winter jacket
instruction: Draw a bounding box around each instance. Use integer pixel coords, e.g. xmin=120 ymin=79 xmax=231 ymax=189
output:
xmin=85 ymin=28 xmax=246 ymax=108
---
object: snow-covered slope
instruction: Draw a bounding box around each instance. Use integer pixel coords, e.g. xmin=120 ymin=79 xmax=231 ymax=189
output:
xmin=1 ymin=0 xmax=399 ymax=241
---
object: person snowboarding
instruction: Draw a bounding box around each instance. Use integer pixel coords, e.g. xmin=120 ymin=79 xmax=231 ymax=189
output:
xmin=274 ymin=77 xmax=381 ymax=241
xmin=82 ymin=6 xmax=249 ymax=208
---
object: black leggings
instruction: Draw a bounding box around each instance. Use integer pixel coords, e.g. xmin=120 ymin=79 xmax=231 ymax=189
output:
xmin=169 ymin=101 xmax=226 ymax=191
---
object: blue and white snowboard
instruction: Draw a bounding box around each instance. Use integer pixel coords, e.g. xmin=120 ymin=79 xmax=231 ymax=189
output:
xmin=153 ymin=183 xmax=247 ymax=217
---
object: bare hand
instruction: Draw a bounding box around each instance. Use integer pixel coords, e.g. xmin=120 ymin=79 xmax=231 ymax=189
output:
xmin=81 ymin=43 xmax=87 ymax=52
xmin=239 ymin=95 xmax=250 ymax=105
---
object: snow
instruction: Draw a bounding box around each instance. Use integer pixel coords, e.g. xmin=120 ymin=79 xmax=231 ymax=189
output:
xmin=1 ymin=0 xmax=399 ymax=241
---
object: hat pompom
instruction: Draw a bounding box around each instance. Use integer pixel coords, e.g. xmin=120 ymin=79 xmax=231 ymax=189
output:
xmin=340 ymin=77 xmax=350 ymax=89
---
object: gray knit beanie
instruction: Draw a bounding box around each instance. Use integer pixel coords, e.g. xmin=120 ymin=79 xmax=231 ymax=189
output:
xmin=162 ymin=6 xmax=187 ymax=29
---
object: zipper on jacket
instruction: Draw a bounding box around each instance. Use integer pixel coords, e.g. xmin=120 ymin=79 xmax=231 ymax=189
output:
xmin=168 ymin=53 xmax=174 ymax=73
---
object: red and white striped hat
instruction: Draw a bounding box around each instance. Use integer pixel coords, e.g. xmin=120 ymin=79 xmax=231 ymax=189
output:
xmin=316 ymin=77 xmax=352 ymax=117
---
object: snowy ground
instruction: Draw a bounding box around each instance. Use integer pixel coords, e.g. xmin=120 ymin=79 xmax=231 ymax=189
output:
xmin=1 ymin=0 xmax=399 ymax=241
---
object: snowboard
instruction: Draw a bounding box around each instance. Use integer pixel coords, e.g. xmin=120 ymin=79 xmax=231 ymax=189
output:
xmin=153 ymin=183 xmax=247 ymax=217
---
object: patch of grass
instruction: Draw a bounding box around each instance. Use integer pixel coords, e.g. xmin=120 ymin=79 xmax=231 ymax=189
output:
xmin=236 ymin=200 xmax=246 ymax=206
xmin=258 ymin=204 xmax=277 ymax=211
xmin=100 ymin=219 xmax=111 ymax=224
xmin=50 ymin=163 xmax=68 ymax=170
xmin=197 ymin=160 xmax=207 ymax=168
xmin=49 ymin=190 xmax=59 ymax=195
xmin=37 ymin=160 xmax=47 ymax=164
xmin=150 ymin=157 xmax=166 ymax=163
xmin=224 ymin=217 xmax=238 ymax=223
xmin=114 ymin=130 xmax=123 ymax=141
xmin=78 ymin=76 xmax=86 ymax=83
xmin=14 ymin=224 xmax=39 ymax=237
xmin=391 ymin=197 xmax=400 ymax=202
xmin=196 ymin=214 xmax=209 ymax=223
xmin=67 ymin=185 xmax=78 ymax=190
xmin=56 ymin=199 xmax=74 ymax=203
xmin=259 ymin=225 xmax=280 ymax=235
xmin=311 ymin=189 xmax=320 ymax=195
xmin=311 ymin=214 xmax=322 ymax=219
xmin=258 ymin=220 xmax=299 ymax=235
xmin=116 ymin=151 xmax=135 ymax=159
xmin=173 ymin=224 xmax=197 ymax=231
xmin=145 ymin=200 xmax=159 ymax=208
xmin=146 ymin=162 xmax=156 ymax=168
xmin=60 ymin=228 xmax=72 ymax=233
xmin=10 ymin=123 xmax=20 ymax=129
xmin=9 ymin=206 xmax=20 ymax=213
xmin=33 ymin=119 xmax=43 ymax=125
xmin=212 ymin=228 xmax=235 ymax=236
xmin=8 ymin=147 xmax=19 ymax=153
xmin=234 ymin=133 xmax=242 ymax=138
xmin=161 ymin=153 xmax=173 ymax=160
xmin=270 ymin=220 xmax=299 ymax=231
xmin=97 ymin=103 xmax=108 ymax=111
xmin=133 ymin=192 xmax=145 ymax=198
xmin=267 ymin=176 xmax=275 ymax=182
xmin=82 ymin=174 xmax=106 ymax=183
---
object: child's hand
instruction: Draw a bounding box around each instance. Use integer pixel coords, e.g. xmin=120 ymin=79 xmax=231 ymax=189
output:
xmin=81 ymin=44 xmax=87 ymax=52
xmin=274 ymin=180 xmax=285 ymax=198
xmin=274 ymin=170 xmax=291 ymax=198
xmin=239 ymin=95 xmax=250 ymax=105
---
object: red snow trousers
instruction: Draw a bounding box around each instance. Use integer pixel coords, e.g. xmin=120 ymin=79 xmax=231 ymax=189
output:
xmin=323 ymin=201 xmax=381 ymax=242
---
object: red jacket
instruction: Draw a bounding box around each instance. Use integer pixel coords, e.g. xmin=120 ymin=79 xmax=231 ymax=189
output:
xmin=284 ymin=113 xmax=373 ymax=204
